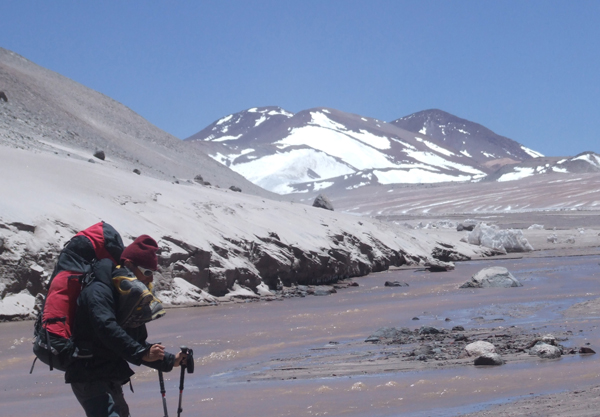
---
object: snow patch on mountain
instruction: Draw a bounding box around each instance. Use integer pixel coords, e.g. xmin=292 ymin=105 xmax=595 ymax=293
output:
xmin=212 ymin=134 xmax=242 ymax=142
xmin=278 ymin=126 xmax=397 ymax=171
xmin=497 ymin=167 xmax=536 ymax=182
xmin=216 ymin=114 xmax=233 ymax=125
xmin=234 ymin=148 xmax=354 ymax=194
xmin=415 ymin=137 xmax=456 ymax=157
xmin=521 ymin=146 xmax=544 ymax=158
xmin=404 ymin=150 xmax=485 ymax=176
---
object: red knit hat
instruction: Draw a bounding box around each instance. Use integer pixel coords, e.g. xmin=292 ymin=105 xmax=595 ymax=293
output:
xmin=121 ymin=235 xmax=158 ymax=270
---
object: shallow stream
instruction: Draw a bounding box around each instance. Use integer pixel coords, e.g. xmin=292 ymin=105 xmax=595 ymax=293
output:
xmin=3 ymin=255 xmax=600 ymax=416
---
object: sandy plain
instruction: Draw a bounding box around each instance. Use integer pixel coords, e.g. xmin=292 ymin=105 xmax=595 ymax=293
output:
xmin=1 ymin=210 xmax=599 ymax=417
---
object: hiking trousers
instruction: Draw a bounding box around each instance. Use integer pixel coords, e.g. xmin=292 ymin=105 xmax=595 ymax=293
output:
xmin=71 ymin=380 xmax=130 ymax=417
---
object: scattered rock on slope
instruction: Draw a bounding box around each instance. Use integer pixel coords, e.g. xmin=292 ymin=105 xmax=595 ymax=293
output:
xmin=313 ymin=194 xmax=334 ymax=211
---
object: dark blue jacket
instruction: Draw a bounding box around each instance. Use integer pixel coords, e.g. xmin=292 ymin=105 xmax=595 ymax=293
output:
xmin=65 ymin=259 xmax=175 ymax=384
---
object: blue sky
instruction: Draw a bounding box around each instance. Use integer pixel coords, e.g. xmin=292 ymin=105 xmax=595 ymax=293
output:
xmin=1 ymin=1 xmax=598 ymax=156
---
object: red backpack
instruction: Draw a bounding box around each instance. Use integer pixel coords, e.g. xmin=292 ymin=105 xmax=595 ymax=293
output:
xmin=31 ymin=221 xmax=124 ymax=372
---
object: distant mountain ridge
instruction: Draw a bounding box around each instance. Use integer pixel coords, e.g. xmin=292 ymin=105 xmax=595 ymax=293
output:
xmin=484 ymin=151 xmax=600 ymax=182
xmin=186 ymin=107 xmax=541 ymax=194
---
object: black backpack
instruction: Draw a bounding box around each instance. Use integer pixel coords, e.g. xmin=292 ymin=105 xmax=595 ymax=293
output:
xmin=30 ymin=221 xmax=124 ymax=372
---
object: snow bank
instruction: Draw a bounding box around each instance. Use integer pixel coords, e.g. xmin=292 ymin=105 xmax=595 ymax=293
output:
xmin=466 ymin=224 xmax=534 ymax=253
xmin=0 ymin=146 xmax=487 ymax=319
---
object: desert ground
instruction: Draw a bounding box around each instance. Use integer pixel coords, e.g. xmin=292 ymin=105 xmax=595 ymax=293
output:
xmin=1 ymin=211 xmax=599 ymax=417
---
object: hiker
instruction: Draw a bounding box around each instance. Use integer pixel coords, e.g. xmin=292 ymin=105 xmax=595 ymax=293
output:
xmin=65 ymin=234 xmax=187 ymax=417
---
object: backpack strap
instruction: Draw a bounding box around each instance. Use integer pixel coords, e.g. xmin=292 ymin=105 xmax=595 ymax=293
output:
xmin=29 ymin=357 xmax=38 ymax=374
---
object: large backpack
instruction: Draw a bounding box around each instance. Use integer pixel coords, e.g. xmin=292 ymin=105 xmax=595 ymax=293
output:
xmin=30 ymin=221 xmax=124 ymax=372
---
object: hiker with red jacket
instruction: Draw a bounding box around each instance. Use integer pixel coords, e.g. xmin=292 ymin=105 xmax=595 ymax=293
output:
xmin=66 ymin=235 xmax=187 ymax=417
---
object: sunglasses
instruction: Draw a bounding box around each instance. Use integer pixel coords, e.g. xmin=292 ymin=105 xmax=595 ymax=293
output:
xmin=137 ymin=265 xmax=155 ymax=277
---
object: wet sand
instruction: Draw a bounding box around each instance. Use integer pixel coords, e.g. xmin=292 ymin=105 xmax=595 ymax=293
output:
xmin=3 ymin=242 xmax=600 ymax=416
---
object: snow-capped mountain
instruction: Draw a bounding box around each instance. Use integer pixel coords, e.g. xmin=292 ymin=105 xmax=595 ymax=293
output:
xmin=186 ymin=107 xmax=491 ymax=194
xmin=391 ymin=109 xmax=543 ymax=171
xmin=484 ymin=151 xmax=600 ymax=182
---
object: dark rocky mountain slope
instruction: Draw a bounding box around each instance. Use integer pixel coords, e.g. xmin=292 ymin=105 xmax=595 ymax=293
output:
xmin=391 ymin=109 xmax=543 ymax=171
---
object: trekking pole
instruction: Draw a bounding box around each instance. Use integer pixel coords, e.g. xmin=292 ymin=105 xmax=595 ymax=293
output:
xmin=158 ymin=369 xmax=169 ymax=417
xmin=177 ymin=346 xmax=194 ymax=417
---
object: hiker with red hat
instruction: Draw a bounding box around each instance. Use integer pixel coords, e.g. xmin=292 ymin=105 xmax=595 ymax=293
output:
xmin=66 ymin=234 xmax=187 ymax=417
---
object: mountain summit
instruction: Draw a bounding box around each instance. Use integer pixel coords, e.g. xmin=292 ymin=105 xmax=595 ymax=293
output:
xmin=186 ymin=107 xmax=540 ymax=194
xmin=391 ymin=109 xmax=543 ymax=172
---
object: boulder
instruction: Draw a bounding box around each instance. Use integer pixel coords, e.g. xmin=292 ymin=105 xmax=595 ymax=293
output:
xmin=457 ymin=219 xmax=479 ymax=231
xmin=424 ymin=258 xmax=455 ymax=272
xmin=464 ymin=341 xmax=496 ymax=357
xmin=229 ymin=185 xmax=242 ymax=192
xmin=460 ymin=266 xmax=523 ymax=288
xmin=384 ymin=280 xmax=409 ymax=287
xmin=93 ymin=150 xmax=105 ymax=160
xmin=419 ymin=326 xmax=442 ymax=335
xmin=529 ymin=342 xmax=562 ymax=359
xmin=313 ymin=194 xmax=334 ymax=211
xmin=474 ymin=352 xmax=504 ymax=366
